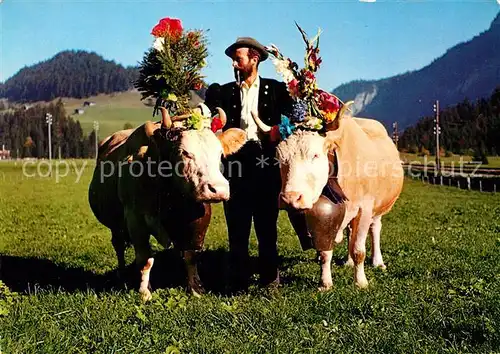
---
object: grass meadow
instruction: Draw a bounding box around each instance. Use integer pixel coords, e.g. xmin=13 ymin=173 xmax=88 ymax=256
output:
xmin=58 ymin=91 xmax=154 ymax=138
xmin=1 ymin=160 xmax=499 ymax=353
xmin=400 ymin=153 xmax=500 ymax=169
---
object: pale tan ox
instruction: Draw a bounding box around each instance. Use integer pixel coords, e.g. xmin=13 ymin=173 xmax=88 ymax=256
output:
xmin=252 ymin=102 xmax=404 ymax=289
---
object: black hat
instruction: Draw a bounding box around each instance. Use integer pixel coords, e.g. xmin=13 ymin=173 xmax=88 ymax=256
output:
xmin=225 ymin=37 xmax=269 ymax=61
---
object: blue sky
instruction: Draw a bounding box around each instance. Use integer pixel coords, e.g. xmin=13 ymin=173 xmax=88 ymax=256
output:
xmin=1 ymin=0 xmax=498 ymax=91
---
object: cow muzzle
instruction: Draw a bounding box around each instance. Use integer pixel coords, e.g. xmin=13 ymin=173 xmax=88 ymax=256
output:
xmin=279 ymin=191 xmax=313 ymax=211
xmin=197 ymin=181 xmax=230 ymax=202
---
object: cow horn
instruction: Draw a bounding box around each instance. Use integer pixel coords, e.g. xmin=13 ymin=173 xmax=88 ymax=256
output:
xmin=251 ymin=111 xmax=272 ymax=133
xmin=216 ymin=107 xmax=227 ymax=128
xmin=338 ymin=101 xmax=355 ymax=120
xmin=171 ymin=113 xmax=191 ymax=121
xmin=160 ymin=107 xmax=172 ymax=129
xmin=144 ymin=121 xmax=156 ymax=137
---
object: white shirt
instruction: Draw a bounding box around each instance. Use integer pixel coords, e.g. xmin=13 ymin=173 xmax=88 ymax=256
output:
xmin=240 ymin=76 xmax=260 ymax=141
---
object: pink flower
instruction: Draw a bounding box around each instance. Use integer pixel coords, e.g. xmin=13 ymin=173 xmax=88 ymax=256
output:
xmin=318 ymin=91 xmax=340 ymax=114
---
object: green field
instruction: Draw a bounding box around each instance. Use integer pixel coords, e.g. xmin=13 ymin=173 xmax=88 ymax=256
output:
xmin=1 ymin=161 xmax=499 ymax=353
xmin=400 ymin=153 xmax=500 ymax=169
xmin=58 ymin=91 xmax=155 ymax=139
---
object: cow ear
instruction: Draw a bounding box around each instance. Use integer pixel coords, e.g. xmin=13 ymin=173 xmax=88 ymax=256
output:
xmin=218 ymin=128 xmax=247 ymax=157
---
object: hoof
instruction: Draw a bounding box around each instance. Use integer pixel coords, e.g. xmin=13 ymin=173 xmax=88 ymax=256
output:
xmin=140 ymin=288 xmax=152 ymax=302
xmin=373 ymin=262 xmax=387 ymax=270
xmin=355 ymin=278 xmax=369 ymax=289
xmin=318 ymin=282 xmax=333 ymax=292
xmin=188 ymin=278 xmax=205 ymax=298
xmin=190 ymin=287 xmax=203 ymax=298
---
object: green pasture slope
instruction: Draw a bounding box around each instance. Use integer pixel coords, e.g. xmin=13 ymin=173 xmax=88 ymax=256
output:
xmin=1 ymin=161 xmax=499 ymax=353
xmin=61 ymin=91 xmax=154 ymax=139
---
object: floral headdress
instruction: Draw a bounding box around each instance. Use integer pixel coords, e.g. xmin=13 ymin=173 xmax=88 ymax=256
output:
xmin=134 ymin=17 xmax=222 ymax=132
xmin=263 ymin=23 xmax=345 ymax=141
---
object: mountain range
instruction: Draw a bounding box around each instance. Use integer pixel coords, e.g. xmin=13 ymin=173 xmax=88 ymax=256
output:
xmin=332 ymin=12 xmax=500 ymax=129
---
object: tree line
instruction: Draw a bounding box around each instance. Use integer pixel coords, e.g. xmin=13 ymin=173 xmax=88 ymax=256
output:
xmin=0 ymin=100 xmax=97 ymax=158
xmin=399 ymin=86 xmax=500 ymax=157
xmin=0 ymin=50 xmax=138 ymax=102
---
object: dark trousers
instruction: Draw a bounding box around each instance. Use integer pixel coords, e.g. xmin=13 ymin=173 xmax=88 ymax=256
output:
xmin=222 ymin=141 xmax=281 ymax=289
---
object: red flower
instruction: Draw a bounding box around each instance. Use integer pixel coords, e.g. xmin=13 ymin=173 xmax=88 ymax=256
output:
xmin=187 ymin=31 xmax=200 ymax=48
xmin=270 ymin=125 xmax=281 ymax=142
xmin=303 ymin=70 xmax=316 ymax=84
xmin=308 ymin=51 xmax=322 ymax=71
xmin=193 ymin=82 xmax=203 ymax=90
xmin=151 ymin=17 xmax=183 ymax=39
xmin=318 ymin=91 xmax=340 ymax=113
xmin=211 ymin=116 xmax=223 ymax=133
xmin=288 ymin=79 xmax=299 ymax=97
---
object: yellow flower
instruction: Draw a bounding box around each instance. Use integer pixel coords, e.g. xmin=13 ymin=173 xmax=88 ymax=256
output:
xmin=166 ymin=93 xmax=178 ymax=102
xmin=322 ymin=110 xmax=338 ymax=123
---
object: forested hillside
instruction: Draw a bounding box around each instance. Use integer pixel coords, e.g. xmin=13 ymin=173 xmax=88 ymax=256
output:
xmin=0 ymin=50 xmax=138 ymax=102
xmin=399 ymin=87 xmax=500 ymax=157
xmin=0 ymin=100 xmax=95 ymax=158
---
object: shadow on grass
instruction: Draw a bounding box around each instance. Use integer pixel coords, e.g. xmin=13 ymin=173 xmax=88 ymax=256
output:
xmin=0 ymin=248 xmax=231 ymax=295
xmin=0 ymin=249 xmax=342 ymax=295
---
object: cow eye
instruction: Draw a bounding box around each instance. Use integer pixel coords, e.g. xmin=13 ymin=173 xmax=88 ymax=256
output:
xmin=182 ymin=150 xmax=194 ymax=159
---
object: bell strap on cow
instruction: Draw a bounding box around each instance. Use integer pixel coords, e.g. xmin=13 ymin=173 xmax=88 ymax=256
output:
xmin=322 ymin=151 xmax=348 ymax=204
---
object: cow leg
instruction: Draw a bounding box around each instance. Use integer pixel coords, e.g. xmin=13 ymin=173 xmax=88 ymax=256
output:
xmin=177 ymin=203 xmax=210 ymax=297
xmin=111 ymin=228 xmax=127 ymax=272
xmin=139 ymin=258 xmax=154 ymax=302
xmin=125 ymin=208 xmax=154 ymax=302
xmin=345 ymin=225 xmax=354 ymax=267
xmin=317 ymin=250 xmax=333 ymax=291
xmin=349 ymin=210 xmax=371 ymax=288
xmin=370 ymin=216 xmax=386 ymax=269
xmin=182 ymin=250 xmax=203 ymax=297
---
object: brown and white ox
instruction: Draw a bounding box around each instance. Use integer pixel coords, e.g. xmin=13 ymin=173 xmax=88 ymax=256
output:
xmin=252 ymin=102 xmax=404 ymax=290
xmin=89 ymin=107 xmax=246 ymax=301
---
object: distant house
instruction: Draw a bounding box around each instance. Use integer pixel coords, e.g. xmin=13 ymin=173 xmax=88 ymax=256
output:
xmin=74 ymin=108 xmax=85 ymax=115
xmin=0 ymin=145 xmax=11 ymax=160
